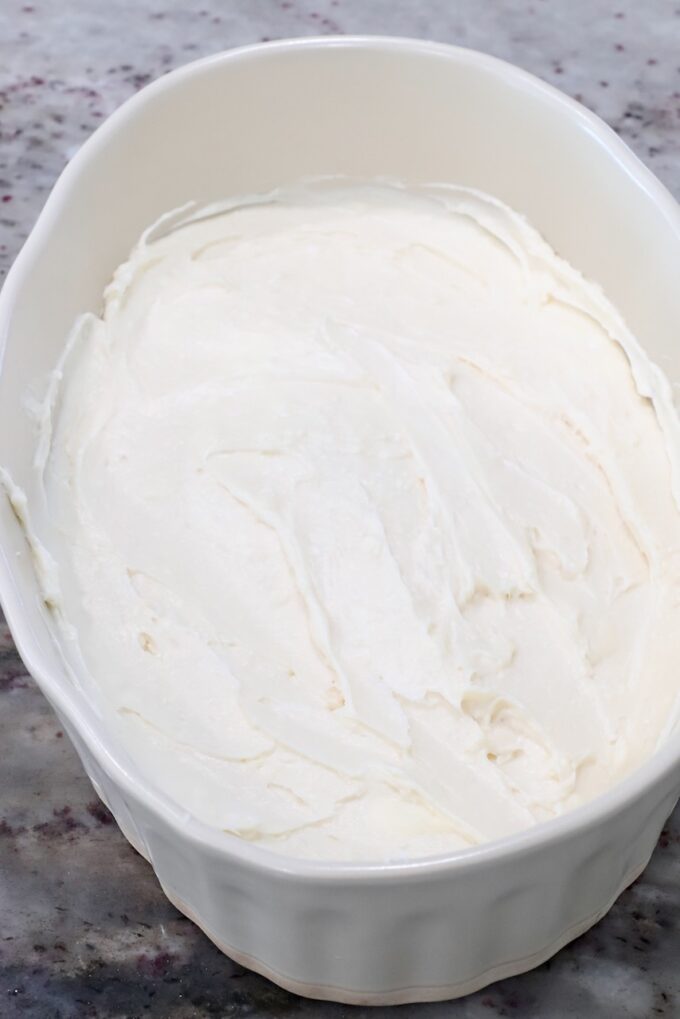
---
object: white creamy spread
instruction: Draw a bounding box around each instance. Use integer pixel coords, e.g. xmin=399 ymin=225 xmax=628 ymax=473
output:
xmin=10 ymin=181 xmax=680 ymax=860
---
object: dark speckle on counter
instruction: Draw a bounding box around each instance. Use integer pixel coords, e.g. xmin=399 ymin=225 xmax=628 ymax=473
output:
xmin=1 ymin=2 xmax=679 ymax=1017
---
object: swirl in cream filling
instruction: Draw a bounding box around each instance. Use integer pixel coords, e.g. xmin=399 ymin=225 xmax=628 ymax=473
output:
xmin=17 ymin=182 xmax=680 ymax=860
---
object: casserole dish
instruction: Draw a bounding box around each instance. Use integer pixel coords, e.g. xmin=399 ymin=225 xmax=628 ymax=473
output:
xmin=1 ymin=36 xmax=679 ymax=1004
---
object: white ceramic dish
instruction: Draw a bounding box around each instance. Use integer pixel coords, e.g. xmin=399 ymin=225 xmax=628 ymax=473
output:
xmin=1 ymin=37 xmax=680 ymax=1005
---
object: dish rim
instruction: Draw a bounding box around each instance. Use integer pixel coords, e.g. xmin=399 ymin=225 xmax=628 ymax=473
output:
xmin=1 ymin=33 xmax=679 ymax=883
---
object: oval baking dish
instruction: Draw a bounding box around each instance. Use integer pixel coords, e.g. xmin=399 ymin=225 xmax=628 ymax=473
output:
xmin=1 ymin=37 xmax=680 ymax=1005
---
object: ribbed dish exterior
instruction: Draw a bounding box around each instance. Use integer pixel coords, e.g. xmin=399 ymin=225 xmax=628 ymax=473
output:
xmin=60 ymin=705 xmax=679 ymax=1003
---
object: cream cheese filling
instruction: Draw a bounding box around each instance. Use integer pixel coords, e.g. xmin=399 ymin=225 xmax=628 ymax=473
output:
xmin=9 ymin=181 xmax=680 ymax=860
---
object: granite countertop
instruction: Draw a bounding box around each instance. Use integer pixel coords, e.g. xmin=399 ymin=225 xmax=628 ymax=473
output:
xmin=1 ymin=1 xmax=679 ymax=1016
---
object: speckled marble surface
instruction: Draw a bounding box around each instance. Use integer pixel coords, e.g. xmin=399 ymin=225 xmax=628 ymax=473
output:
xmin=1 ymin=2 xmax=680 ymax=1016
